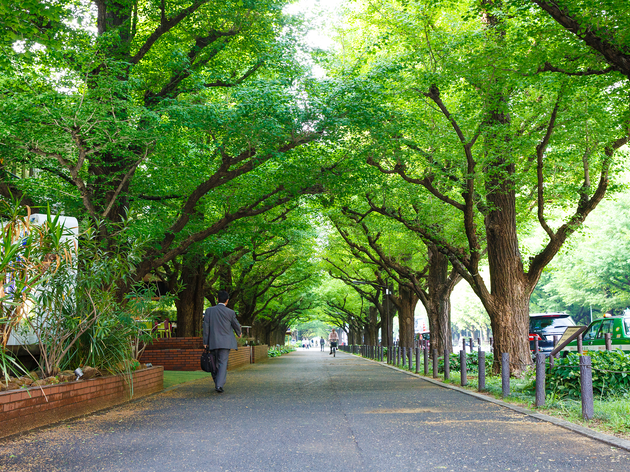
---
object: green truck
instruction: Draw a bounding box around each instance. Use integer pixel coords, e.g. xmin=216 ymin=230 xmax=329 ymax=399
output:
xmin=563 ymin=314 xmax=630 ymax=353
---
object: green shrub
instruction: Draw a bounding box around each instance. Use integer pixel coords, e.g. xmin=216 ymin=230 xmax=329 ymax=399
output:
xmin=268 ymin=345 xmax=295 ymax=357
xmin=547 ymin=351 xmax=630 ymax=399
xmin=438 ymin=351 xmax=493 ymax=374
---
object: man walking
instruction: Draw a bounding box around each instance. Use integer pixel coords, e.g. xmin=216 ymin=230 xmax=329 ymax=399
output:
xmin=320 ymin=336 xmax=325 ymax=351
xmin=203 ymin=290 xmax=242 ymax=393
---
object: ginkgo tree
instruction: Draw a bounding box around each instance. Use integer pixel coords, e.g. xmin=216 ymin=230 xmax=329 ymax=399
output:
xmin=328 ymin=0 xmax=630 ymax=373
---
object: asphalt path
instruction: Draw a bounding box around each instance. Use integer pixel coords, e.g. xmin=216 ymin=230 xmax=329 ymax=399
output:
xmin=1 ymin=349 xmax=629 ymax=472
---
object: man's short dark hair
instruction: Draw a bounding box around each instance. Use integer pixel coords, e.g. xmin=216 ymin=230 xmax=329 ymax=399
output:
xmin=218 ymin=290 xmax=230 ymax=303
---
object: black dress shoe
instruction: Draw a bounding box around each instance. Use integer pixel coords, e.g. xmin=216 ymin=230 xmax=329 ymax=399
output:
xmin=215 ymin=387 xmax=224 ymax=393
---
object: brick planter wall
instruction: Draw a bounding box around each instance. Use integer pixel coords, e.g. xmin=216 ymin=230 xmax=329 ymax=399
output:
xmin=139 ymin=337 xmax=252 ymax=371
xmin=252 ymin=345 xmax=269 ymax=363
xmin=0 ymin=366 xmax=163 ymax=439
xmin=228 ymin=348 xmax=251 ymax=370
xmin=143 ymin=337 xmax=203 ymax=350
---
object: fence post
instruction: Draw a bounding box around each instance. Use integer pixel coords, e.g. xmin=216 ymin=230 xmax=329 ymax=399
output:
xmin=408 ymin=347 xmax=413 ymax=370
xmin=478 ymin=350 xmax=485 ymax=391
xmin=535 ymin=353 xmax=546 ymax=407
xmin=469 ymin=338 xmax=473 ymax=353
xmin=534 ymin=337 xmax=539 ymax=355
xmin=424 ymin=346 xmax=429 ymax=375
xmin=462 ymin=338 xmax=466 ymax=352
xmin=577 ymin=334 xmax=583 ymax=354
xmin=501 ymin=353 xmax=510 ymax=397
xmin=415 ymin=347 xmax=420 ymax=373
xmin=444 ymin=349 xmax=450 ymax=380
xmin=397 ymin=346 xmax=401 ymax=366
xmin=402 ymin=346 xmax=407 ymax=367
xmin=460 ymin=350 xmax=467 ymax=386
xmin=605 ymin=333 xmax=612 ymax=351
xmin=432 ymin=349 xmax=438 ymax=378
xmin=580 ymin=355 xmax=594 ymax=420
xmin=490 ymin=337 xmax=493 ymax=353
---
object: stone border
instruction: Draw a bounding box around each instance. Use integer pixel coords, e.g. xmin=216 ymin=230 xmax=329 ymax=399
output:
xmin=0 ymin=366 xmax=164 ymax=439
xmin=347 ymin=352 xmax=630 ymax=452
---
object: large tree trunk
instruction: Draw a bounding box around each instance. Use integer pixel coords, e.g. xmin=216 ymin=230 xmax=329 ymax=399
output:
xmin=349 ymin=321 xmax=361 ymax=346
xmin=397 ymin=285 xmax=418 ymax=348
xmin=425 ymin=246 xmax=457 ymax=356
xmin=365 ymin=306 xmax=378 ymax=345
xmin=380 ymin=289 xmax=394 ymax=346
xmin=174 ymin=256 xmax=207 ymax=337
xmin=483 ymin=167 xmax=533 ymax=375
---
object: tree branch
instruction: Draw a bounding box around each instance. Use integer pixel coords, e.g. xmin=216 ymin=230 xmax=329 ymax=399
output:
xmin=531 ymin=1 xmax=630 ymax=79
xmin=130 ymin=1 xmax=210 ymax=65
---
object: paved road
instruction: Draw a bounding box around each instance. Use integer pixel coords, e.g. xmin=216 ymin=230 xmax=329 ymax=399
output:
xmin=1 ymin=350 xmax=629 ymax=471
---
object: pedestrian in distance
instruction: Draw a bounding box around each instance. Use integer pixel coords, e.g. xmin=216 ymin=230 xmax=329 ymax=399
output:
xmin=320 ymin=336 xmax=325 ymax=351
xmin=203 ymin=290 xmax=242 ymax=394
xmin=328 ymin=329 xmax=339 ymax=355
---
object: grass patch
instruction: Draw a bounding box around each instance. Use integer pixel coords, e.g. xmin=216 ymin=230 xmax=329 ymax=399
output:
xmin=163 ymin=370 xmax=213 ymax=389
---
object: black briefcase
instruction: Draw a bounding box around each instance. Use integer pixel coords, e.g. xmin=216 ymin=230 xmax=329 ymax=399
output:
xmin=201 ymin=348 xmax=217 ymax=375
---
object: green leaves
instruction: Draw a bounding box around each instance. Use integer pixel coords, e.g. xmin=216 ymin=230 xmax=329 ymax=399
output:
xmin=548 ymin=351 xmax=630 ymax=399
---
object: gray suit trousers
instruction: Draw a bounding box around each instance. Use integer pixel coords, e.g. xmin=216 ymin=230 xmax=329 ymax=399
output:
xmin=213 ymin=349 xmax=230 ymax=389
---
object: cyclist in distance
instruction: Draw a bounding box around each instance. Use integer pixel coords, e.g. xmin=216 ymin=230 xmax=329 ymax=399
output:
xmin=328 ymin=328 xmax=339 ymax=355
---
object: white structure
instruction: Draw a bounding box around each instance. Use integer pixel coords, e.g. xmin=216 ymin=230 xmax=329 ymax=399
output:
xmin=5 ymin=214 xmax=78 ymax=351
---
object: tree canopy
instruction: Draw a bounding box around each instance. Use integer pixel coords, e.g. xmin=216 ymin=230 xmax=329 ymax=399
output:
xmin=1 ymin=0 xmax=629 ymax=368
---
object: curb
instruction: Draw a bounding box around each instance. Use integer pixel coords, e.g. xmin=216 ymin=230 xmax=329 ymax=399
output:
xmin=348 ymin=352 xmax=630 ymax=453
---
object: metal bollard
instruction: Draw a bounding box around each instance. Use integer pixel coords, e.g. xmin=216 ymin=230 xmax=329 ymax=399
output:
xmin=424 ymin=346 xmax=429 ymax=375
xmin=535 ymin=353 xmax=546 ymax=407
xmin=460 ymin=350 xmax=467 ymax=386
xmin=402 ymin=347 xmax=407 ymax=367
xmin=478 ymin=350 xmax=486 ymax=391
xmin=397 ymin=347 xmax=401 ymax=366
xmin=432 ymin=349 xmax=438 ymax=378
xmin=444 ymin=349 xmax=450 ymax=380
xmin=415 ymin=347 xmax=420 ymax=373
xmin=605 ymin=333 xmax=612 ymax=351
xmin=580 ymin=355 xmax=594 ymax=420
xmin=501 ymin=352 xmax=510 ymax=397
xmin=408 ymin=347 xmax=413 ymax=370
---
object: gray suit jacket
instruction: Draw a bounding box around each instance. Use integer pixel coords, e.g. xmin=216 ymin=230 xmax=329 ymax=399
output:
xmin=203 ymin=303 xmax=241 ymax=350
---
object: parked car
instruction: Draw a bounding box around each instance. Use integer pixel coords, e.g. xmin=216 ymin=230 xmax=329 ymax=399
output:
xmin=529 ymin=313 xmax=575 ymax=356
xmin=562 ymin=313 xmax=630 ymax=354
